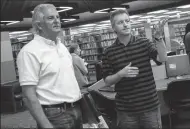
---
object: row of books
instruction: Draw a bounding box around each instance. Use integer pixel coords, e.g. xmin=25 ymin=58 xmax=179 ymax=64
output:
xmin=100 ymin=32 xmax=117 ymax=40
xmin=80 ymin=42 xmax=98 ymax=49
xmin=101 ymin=39 xmax=115 ymax=47
xmin=81 ymin=49 xmax=99 ymax=55
xmin=80 ymin=36 xmax=95 ymax=43
xmin=11 ymin=43 xmax=25 ymax=51
xmin=83 ymin=55 xmax=98 ymax=61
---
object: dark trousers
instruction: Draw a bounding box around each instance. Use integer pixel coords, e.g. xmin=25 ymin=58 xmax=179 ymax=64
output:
xmin=117 ymin=108 xmax=162 ymax=129
xmin=38 ymin=104 xmax=83 ymax=129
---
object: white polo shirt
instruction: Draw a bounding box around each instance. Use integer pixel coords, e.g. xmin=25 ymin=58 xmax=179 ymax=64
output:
xmin=17 ymin=34 xmax=81 ymax=105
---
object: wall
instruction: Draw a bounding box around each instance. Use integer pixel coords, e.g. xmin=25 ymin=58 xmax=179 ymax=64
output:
xmin=1 ymin=32 xmax=17 ymax=84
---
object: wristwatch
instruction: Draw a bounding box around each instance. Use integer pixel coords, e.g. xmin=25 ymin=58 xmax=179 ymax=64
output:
xmin=155 ymin=37 xmax=163 ymax=41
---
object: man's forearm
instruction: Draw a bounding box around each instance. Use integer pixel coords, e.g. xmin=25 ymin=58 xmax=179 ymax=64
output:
xmin=156 ymin=39 xmax=167 ymax=62
xmin=24 ymin=98 xmax=53 ymax=128
xmin=104 ymin=72 xmax=122 ymax=86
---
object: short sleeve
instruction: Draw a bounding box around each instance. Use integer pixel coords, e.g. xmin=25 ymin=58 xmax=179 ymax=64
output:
xmin=101 ymin=50 xmax=113 ymax=80
xmin=17 ymin=51 xmax=40 ymax=86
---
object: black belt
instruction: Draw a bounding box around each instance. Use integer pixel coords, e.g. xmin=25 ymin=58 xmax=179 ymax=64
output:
xmin=41 ymin=100 xmax=80 ymax=109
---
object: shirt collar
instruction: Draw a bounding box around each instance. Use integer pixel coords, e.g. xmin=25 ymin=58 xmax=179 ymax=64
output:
xmin=34 ymin=34 xmax=60 ymax=46
xmin=71 ymin=53 xmax=78 ymax=56
xmin=115 ymin=34 xmax=135 ymax=46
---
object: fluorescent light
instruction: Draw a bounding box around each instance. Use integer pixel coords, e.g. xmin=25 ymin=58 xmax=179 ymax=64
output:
xmin=179 ymin=11 xmax=190 ymax=14
xmin=136 ymin=19 xmax=147 ymax=22
xmin=141 ymin=15 xmax=155 ymax=19
xmin=147 ymin=10 xmax=168 ymax=14
xmin=151 ymin=19 xmax=160 ymax=21
xmin=95 ymin=26 xmax=110 ymax=28
xmin=80 ymin=24 xmax=96 ymax=27
xmin=164 ymin=11 xmax=181 ymax=14
xmin=18 ymin=33 xmax=32 ymax=37
xmin=131 ymin=22 xmax=142 ymax=25
xmin=79 ymin=27 xmax=95 ymax=29
xmin=97 ymin=23 xmax=111 ymax=26
xmin=177 ymin=4 xmax=190 ymax=8
xmin=100 ymin=20 xmax=110 ymax=23
xmin=1 ymin=21 xmax=17 ymax=23
xmin=17 ymin=37 xmax=28 ymax=40
xmin=0 ymin=20 xmax=20 ymax=25
xmin=154 ymin=15 xmax=169 ymax=19
xmin=9 ymin=31 xmax=28 ymax=35
xmin=94 ymin=8 xmax=110 ymax=13
xmin=168 ymin=15 xmax=179 ymax=18
xmin=112 ymin=7 xmax=126 ymax=10
xmin=62 ymin=18 xmax=76 ymax=22
xmin=6 ymin=21 xmax=20 ymax=25
xmin=57 ymin=7 xmax=73 ymax=13
xmin=130 ymin=15 xmax=141 ymax=19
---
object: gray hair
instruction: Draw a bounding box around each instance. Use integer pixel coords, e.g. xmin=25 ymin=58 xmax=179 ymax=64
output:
xmin=110 ymin=9 xmax=129 ymax=28
xmin=69 ymin=43 xmax=79 ymax=53
xmin=32 ymin=4 xmax=57 ymax=34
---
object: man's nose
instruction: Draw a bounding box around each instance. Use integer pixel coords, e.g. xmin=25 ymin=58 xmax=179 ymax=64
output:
xmin=123 ymin=21 xmax=128 ymax=26
xmin=54 ymin=17 xmax=60 ymax=23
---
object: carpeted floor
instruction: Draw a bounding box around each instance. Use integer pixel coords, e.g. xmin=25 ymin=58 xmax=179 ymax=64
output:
xmin=1 ymin=110 xmax=37 ymax=128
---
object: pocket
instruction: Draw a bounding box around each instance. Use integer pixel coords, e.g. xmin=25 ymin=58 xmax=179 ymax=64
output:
xmin=44 ymin=108 xmax=64 ymax=119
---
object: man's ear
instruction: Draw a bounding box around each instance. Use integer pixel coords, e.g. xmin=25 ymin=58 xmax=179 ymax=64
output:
xmin=36 ymin=21 xmax=42 ymax=30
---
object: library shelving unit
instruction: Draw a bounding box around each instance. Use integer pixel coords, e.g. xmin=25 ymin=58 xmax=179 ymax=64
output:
xmin=72 ymin=30 xmax=117 ymax=81
xmin=168 ymin=23 xmax=187 ymax=53
xmin=173 ymin=23 xmax=186 ymax=43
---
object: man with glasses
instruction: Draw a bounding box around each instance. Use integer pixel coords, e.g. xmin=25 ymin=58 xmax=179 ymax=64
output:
xmin=17 ymin=4 xmax=83 ymax=129
xmin=102 ymin=9 xmax=167 ymax=129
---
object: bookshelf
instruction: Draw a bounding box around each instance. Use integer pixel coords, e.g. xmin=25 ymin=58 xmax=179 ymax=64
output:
xmin=173 ymin=24 xmax=186 ymax=43
xmin=168 ymin=23 xmax=186 ymax=53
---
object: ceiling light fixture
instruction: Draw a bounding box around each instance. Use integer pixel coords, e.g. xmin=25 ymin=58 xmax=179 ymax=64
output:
xmin=164 ymin=11 xmax=181 ymax=14
xmin=136 ymin=19 xmax=147 ymax=22
xmin=97 ymin=23 xmax=111 ymax=26
xmin=1 ymin=21 xmax=17 ymax=23
xmin=154 ymin=15 xmax=169 ymax=19
xmin=169 ymin=15 xmax=178 ymax=18
xmin=17 ymin=37 xmax=28 ymax=40
xmin=6 ymin=21 xmax=20 ymax=25
xmin=17 ymin=33 xmax=32 ymax=37
xmin=94 ymin=8 xmax=110 ymax=13
xmin=9 ymin=31 xmax=28 ymax=35
xmin=112 ymin=7 xmax=126 ymax=10
xmin=0 ymin=21 xmax=20 ymax=25
xmin=100 ymin=20 xmax=110 ymax=23
xmin=179 ymin=11 xmax=190 ymax=14
xmin=177 ymin=4 xmax=190 ymax=8
xmin=57 ymin=7 xmax=73 ymax=13
xmin=130 ymin=15 xmax=141 ymax=19
xmin=62 ymin=18 xmax=76 ymax=22
xmin=80 ymin=24 xmax=97 ymax=27
xmin=147 ymin=10 xmax=169 ymax=14
xmin=131 ymin=22 xmax=142 ymax=25
xmin=140 ymin=15 xmax=155 ymax=19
